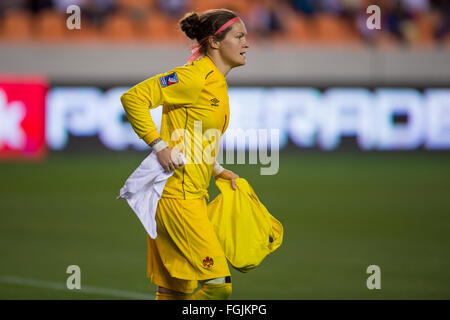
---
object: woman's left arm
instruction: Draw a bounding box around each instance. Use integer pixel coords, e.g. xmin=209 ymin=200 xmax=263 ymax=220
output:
xmin=213 ymin=161 xmax=239 ymax=190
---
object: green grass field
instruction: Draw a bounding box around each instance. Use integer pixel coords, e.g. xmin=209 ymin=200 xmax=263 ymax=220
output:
xmin=1 ymin=150 xmax=450 ymax=299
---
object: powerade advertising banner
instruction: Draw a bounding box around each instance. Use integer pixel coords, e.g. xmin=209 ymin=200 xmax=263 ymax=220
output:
xmin=46 ymin=87 xmax=450 ymax=151
xmin=1 ymin=78 xmax=449 ymax=160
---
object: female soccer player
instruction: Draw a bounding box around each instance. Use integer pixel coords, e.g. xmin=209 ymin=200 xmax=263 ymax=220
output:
xmin=120 ymin=9 xmax=249 ymax=300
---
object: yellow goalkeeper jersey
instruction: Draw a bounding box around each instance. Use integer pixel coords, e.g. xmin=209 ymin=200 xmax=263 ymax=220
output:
xmin=120 ymin=56 xmax=230 ymax=199
xmin=207 ymin=178 xmax=283 ymax=273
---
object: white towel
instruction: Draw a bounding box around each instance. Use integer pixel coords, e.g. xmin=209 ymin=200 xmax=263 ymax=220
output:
xmin=117 ymin=151 xmax=186 ymax=239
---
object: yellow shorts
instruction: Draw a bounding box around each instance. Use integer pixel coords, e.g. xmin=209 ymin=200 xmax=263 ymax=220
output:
xmin=147 ymin=197 xmax=230 ymax=294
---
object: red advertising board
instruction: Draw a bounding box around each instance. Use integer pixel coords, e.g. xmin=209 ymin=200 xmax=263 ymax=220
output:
xmin=0 ymin=76 xmax=48 ymax=160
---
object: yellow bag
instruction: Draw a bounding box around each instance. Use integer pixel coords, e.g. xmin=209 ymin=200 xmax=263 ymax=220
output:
xmin=207 ymin=178 xmax=283 ymax=273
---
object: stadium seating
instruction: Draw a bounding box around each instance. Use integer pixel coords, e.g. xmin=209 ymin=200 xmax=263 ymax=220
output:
xmin=35 ymin=10 xmax=67 ymax=42
xmin=102 ymin=13 xmax=136 ymax=42
xmin=1 ymin=10 xmax=33 ymax=41
xmin=0 ymin=1 xmax=447 ymax=48
xmin=315 ymin=13 xmax=361 ymax=45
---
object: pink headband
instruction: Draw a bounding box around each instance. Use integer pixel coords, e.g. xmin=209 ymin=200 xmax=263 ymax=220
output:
xmin=187 ymin=16 xmax=241 ymax=63
xmin=214 ymin=16 xmax=240 ymax=35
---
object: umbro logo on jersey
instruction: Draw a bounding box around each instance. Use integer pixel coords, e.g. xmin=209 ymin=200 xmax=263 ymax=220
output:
xmin=159 ymin=72 xmax=178 ymax=88
xmin=210 ymin=98 xmax=220 ymax=107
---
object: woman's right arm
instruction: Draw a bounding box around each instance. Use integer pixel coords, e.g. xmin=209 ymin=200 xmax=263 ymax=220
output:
xmin=120 ymin=77 xmax=164 ymax=146
xmin=121 ymin=77 xmax=184 ymax=172
xmin=120 ymin=69 xmax=204 ymax=172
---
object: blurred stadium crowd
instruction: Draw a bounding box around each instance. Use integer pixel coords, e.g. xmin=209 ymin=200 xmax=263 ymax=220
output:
xmin=0 ymin=0 xmax=449 ymax=47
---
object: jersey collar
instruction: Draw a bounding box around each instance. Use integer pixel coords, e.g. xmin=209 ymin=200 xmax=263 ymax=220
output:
xmin=203 ymin=55 xmax=227 ymax=81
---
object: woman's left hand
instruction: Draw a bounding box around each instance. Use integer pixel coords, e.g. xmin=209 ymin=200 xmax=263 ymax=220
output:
xmin=215 ymin=169 xmax=239 ymax=190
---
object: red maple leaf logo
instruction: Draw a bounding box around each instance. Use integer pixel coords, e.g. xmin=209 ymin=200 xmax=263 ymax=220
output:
xmin=202 ymin=256 xmax=214 ymax=268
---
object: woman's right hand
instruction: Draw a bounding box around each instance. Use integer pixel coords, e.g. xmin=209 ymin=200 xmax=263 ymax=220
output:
xmin=156 ymin=146 xmax=185 ymax=173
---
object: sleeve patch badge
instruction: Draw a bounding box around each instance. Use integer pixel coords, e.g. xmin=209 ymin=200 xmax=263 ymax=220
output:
xmin=159 ymin=72 xmax=179 ymax=88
